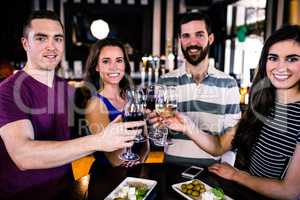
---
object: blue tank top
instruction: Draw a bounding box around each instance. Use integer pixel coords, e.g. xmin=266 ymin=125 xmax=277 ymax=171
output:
xmin=96 ymin=94 xmax=124 ymax=121
xmin=93 ymin=94 xmax=124 ymax=167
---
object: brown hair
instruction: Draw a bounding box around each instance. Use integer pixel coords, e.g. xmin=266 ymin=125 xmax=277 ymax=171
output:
xmin=177 ymin=11 xmax=212 ymax=36
xmin=23 ymin=10 xmax=63 ymax=38
xmin=232 ymin=25 xmax=300 ymax=168
xmin=84 ymin=37 xmax=132 ymax=99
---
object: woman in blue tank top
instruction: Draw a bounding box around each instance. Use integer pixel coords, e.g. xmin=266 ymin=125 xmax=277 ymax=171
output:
xmin=84 ymin=38 xmax=149 ymax=168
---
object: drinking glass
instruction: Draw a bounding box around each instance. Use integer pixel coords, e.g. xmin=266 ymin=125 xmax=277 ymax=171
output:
xmin=154 ymin=84 xmax=166 ymax=117
xmin=149 ymin=85 xmax=177 ymax=145
xmin=152 ymin=127 xmax=168 ymax=147
xmin=119 ymin=88 xmax=145 ymax=162
xmin=161 ymin=86 xmax=177 ymax=118
xmin=148 ymin=84 xmax=166 ymax=143
xmin=133 ymin=88 xmax=147 ymax=143
xmin=145 ymin=84 xmax=156 ymax=111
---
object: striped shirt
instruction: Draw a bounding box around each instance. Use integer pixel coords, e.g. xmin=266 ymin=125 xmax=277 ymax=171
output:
xmin=249 ymin=101 xmax=300 ymax=179
xmin=158 ymin=64 xmax=241 ymax=164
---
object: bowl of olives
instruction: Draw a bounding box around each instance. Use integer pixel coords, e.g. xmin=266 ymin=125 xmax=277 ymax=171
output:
xmin=172 ymin=179 xmax=207 ymax=200
xmin=180 ymin=179 xmax=206 ymax=198
xmin=172 ymin=179 xmax=233 ymax=200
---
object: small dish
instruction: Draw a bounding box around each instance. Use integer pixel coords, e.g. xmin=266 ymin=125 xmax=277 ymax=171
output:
xmin=104 ymin=177 xmax=157 ymax=200
xmin=172 ymin=179 xmax=233 ymax=200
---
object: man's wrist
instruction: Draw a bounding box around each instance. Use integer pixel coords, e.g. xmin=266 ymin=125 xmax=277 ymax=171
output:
xmin=89 ymin=134 xmax=101 ymax=152
xmin=185 ymin=123 xmax=197 ymax=137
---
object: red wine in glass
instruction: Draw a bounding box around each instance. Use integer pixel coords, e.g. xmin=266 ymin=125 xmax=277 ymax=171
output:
xmin=124 ymin=112 xmax=146 ymax=143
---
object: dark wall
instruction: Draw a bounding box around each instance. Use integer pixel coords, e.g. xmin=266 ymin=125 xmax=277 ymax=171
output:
xmin=64 ymin=0 xmax=153 ymax=70
xmin=173 ymin=1 xmax=229 ymax=71
xmin=0 ymin=0 xmax=32 ymax=65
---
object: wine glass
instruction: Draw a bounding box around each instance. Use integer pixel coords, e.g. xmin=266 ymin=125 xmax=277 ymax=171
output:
xmin=148 ymin=84 xmax=166 ymax=143
xmin=154 ymin=84 xmax=166 ymax=117
xmin=119 ymin=88 xmax=144 ymax=162
xmin=133 ymin=87 xmax=147 ymax=143
xmin=152 ymin=126 xmax=169 ymax=147
xmin=164 ymin=86 xmax=177 ymax=118
xmin=148 ymin=85 xmax=177 ymax=145
xmin=145 ymin=84 xmax=156 ymax=111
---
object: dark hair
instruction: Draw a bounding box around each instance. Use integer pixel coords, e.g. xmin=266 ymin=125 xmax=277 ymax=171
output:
xmin=84 ymin=37 xmax=132 ymax=99
xmin=232 ymin=25 xmax=300 ymax=168
xmin=178 ymin=11 xmax=212 ymax=36
xmin=23 ymin=10 xmax=63 ymax=37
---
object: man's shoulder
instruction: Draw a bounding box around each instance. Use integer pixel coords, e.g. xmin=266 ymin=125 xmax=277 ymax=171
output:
xmin=210 ymin=68 xmax=234 ymax=79
xmin=161 ymin=68 xmax=184 ymax=78
xmin=0 ymin=71 xmax=23 ymax=92
xmin=158 ymin=68 xmax=186 ymax=85
xmin=209 ymin=68 xmax=238 ymax=88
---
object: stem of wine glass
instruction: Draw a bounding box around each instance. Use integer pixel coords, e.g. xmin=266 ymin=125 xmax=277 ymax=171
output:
xmin=125 ymin=146 xmax=132 ymax=155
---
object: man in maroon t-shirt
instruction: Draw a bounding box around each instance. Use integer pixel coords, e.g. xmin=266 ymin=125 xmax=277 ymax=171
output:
xmin=0 ymin=10 xmax=144 ymax=199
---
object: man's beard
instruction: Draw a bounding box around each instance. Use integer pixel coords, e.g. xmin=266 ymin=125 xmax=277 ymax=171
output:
xmin=181 ymin=44 xmax=210 ymax=66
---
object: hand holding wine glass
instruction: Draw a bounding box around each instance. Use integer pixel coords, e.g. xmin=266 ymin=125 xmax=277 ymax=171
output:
xmin=162 ymin=112 xmax=198 ymax=136
xmin=147 ymin=85 xmax=177 ymax=146
xmin=119 ymin=88 xmax=147 ymax=162
xmin=97 ymin=115 xmax=145 ymax=152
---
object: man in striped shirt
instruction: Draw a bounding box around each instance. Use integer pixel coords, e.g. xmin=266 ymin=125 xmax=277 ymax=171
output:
xmin=155 ymin=11 xmax=241 ymax=166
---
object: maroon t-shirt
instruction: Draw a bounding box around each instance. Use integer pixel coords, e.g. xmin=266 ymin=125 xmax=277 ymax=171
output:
xmin=0 ymin=70 xmax=74 ymax=198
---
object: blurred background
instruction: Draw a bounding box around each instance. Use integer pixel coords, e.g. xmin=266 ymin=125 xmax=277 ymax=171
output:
xmin=0 ymin=0 xmax=300 ymax=97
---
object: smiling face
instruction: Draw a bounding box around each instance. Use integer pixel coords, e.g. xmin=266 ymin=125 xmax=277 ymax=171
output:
xmin=97 ymin=46 xmax=126 ymax=86
xmin=266 ymin=40 xmax=300 ymax=93
xmin=179 ymin=20 xmax=214 ymax=66
xmin=21 ymin=19 xmax=64 ymax=71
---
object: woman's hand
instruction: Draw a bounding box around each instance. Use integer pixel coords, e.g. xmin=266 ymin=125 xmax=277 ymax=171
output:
xmin=208 ymin=162 xmax=240 ymax=181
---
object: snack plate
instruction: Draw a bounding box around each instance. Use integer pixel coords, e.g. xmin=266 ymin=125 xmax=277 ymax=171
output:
xmin=104 ymin=177 xmax=157 ymax=200
xmin=172 ymin=179 xmax=233 ymax=200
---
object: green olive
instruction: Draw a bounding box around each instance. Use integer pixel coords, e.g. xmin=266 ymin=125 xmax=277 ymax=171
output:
xmin=191 ymin=191 xmax=200 ymax=197
xmin=181 ymin=188 xmax=187 ymax=193
xmin=187 ymin=189 xmax=193 ymax=195
xmin=194 ymin=185 xmax=201 ymax=191
xmin=187 ymin=183 xmax=194 ymax=189
xmin=181 ymin=183 xmax=187 ymax=190
xmin=192 ymin=179 xmax=201 ymax=185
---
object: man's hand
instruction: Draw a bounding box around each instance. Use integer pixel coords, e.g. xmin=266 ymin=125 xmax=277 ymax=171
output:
xmin=96 ymin=115 xmax=145 ymax=152
xmin=162 ymin=112 xmax=198 ymax=135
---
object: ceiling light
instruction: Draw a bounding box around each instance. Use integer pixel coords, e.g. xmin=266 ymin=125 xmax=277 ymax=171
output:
xmin=90 ymin=19 xmax=109 ymax=40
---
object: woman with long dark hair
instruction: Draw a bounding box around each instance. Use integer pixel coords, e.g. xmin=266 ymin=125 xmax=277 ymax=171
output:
xmin=84 ymin=38 xmax=149 ymax=167
xmin=163 ymin=25 xmax=300 ymax=199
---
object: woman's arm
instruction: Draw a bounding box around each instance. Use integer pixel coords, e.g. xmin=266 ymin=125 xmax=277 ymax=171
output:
xmin=164 ymin=112 xmax=235 ymax=156
xmin=209 ymin=144 xmax=300 ymax=200
xmin=85 ymin=97 xmax=110 ymax=134
xmin=85 ymin=97 xmax=124 ymax=166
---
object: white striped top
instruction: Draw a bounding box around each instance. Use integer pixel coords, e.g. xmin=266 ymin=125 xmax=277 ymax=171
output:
xmin=249 ymin=101 xmax=300 ymax=179
xmin=159 ymin=65 xmax=241 ymax=163
xmin=159 ymin=65 xmax=241 ymax=135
